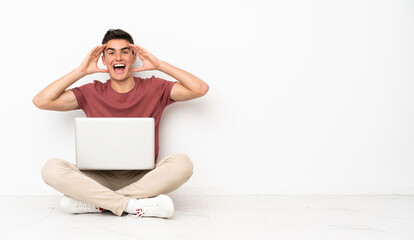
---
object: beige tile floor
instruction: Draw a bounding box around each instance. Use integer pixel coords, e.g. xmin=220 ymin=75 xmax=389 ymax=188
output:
xmin=0 ymin=194 xmax=413 ymax=240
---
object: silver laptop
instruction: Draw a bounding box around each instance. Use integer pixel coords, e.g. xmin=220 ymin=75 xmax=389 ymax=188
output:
xmin=75 ymin=118 xmax=155 ymax=170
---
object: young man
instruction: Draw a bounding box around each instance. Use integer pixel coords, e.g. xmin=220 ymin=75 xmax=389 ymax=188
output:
xmin=33 ymin=29 xmax=209 ymax=218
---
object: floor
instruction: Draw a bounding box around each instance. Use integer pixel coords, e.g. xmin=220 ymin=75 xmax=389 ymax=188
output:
xmin=0 ymin=195 xmax=413 ymax=240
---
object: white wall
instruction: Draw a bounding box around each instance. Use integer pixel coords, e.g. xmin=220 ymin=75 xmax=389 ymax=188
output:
xmin=1 ymin=0 xmax=413 ymax=195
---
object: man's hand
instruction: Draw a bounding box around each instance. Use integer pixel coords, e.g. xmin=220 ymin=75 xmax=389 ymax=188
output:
xmin=78 ymin=45 xmax=108 ymax=75
xmin=129 ymin=44 xmax=162 ymax=72
xmin=128 ymin=43 xmax=209 ymax=101
xmin=33 ymin=45 xmax=110 ymax=111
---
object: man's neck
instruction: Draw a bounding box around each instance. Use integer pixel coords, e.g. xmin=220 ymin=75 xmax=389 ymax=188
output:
xmin=110 ymin=76 xmax=136 ymax=93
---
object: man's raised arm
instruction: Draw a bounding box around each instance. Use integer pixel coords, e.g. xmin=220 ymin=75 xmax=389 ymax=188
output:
xmin=32 ymin=45 xmax=107 ymax=111
xmin=129 ymin=44 xmax=209 ymax=102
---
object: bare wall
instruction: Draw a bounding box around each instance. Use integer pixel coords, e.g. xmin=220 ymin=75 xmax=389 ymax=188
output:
xmin=1 ymin=0 xmax=413 ymax=195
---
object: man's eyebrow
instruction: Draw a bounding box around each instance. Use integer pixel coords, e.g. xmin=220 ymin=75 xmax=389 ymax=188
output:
xmin=106 ymin=47 xmax=130 ymax=52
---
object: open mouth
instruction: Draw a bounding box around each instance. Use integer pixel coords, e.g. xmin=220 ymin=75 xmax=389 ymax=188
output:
xmin=113 ymin=64 xmax=126 ymax=74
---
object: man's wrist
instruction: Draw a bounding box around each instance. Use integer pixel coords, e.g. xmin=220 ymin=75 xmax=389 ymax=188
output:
xmin=70 ymin=67 xmax=88 ymax=81
xmin=74 ymin=67 xmax=88 ymax=78
xmin=155 ymin=60 xmax=168 ymax=72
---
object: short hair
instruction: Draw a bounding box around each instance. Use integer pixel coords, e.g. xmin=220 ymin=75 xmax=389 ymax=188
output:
xmin=102 ymin=29 xmax=134 ymax=44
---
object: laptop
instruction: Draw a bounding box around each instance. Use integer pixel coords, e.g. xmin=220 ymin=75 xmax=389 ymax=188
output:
xmin=75 ymin=118 xmax=155 ymax=170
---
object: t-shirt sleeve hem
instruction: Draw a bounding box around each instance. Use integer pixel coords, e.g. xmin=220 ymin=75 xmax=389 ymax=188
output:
xmin=69 ymin=87 xmax=83 ymax=110
xmin=166 ymin=81 xmax=177 ymax=106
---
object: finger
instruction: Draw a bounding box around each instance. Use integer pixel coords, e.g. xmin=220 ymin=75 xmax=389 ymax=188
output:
xmin=136 ymin=47 xmax=152 ymax=60
xmin=98 ymin=44 xmax=106 ymax=53
xmin=96 ymin=68 xmax=108 ymax=73
xmin=129 ymin=44 xmax=140 ymax=57
xmin=129 ymin=44 xmax=144 ymax=54
xmin=86 ymin=46 xmax=98 ymax=58
xmin=133 ymin=50 xmax=145 ymax=60
xmin=137 ymin=46 xmax=149 ymax=56
xmin=94 ymin=44 xmax=106 ymax=57
xmin=134 ymin=50 xmax=145 ymax=59
xmin=129 ymin=43 xmax=138 ymax=50
xmin=136 ymin=46 xmax=146 ymax=55
xmin=90 ymin=45 xmax=106 ymax=58
xmin=132 ymin=44 xmax=145 ymax=51
xmin=129 ymin=45 xmax=139 ymax=55
xmin=132 ymin=66 xmax=145 ymax=72
xmin=129 ymin=44 xmax=150 ymax=61
xmin=137 ymin=46 xmax=152 ymax=57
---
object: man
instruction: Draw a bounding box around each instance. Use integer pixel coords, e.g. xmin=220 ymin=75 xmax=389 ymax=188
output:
xmin=33 ymin=29 xmax=209 ymax=218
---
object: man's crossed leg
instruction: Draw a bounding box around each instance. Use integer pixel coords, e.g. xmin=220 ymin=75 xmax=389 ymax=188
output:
xmin=41 ymin=153 xmax=193 ymax=218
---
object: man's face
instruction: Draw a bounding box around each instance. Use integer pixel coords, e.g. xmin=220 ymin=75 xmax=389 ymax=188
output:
xmin=102 ymin=39 xmax=136 ymax=82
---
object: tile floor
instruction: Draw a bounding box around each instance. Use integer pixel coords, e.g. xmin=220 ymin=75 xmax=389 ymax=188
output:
xmin=0 ymin=194 xmax=413 ymax=240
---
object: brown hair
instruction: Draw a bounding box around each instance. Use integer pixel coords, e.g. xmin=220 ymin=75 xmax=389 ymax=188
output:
xmin=102 ymin=29 xmax=134 ymax=44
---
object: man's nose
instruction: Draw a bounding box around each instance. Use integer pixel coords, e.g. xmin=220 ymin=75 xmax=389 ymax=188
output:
xmin=115 ymin=52 xmax=122 ymax=59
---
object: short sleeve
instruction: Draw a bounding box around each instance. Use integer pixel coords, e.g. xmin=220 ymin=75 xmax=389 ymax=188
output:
xmin=70 ymin=83 xmax=93 ymax=110
xmin=164 ymin=80 xmax=177 ymax=107
xmin=150 ymin=76 xmax=176 ymax=107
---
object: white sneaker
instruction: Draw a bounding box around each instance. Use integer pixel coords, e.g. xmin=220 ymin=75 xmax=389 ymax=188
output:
xmin=128 ymin=194 xmax=174 ymax=218
xmin=60 ymin=195 xmax=103 ymax=214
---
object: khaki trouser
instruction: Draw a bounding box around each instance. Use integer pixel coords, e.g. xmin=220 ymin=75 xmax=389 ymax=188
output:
xmin=41 ymin=153 xmax=193 ymax=216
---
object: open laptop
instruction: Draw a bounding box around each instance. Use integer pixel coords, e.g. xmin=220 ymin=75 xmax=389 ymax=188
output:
xmin=75 ymin=118 xmax=155 ymax=170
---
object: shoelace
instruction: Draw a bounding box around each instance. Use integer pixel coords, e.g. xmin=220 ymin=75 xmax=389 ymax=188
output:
xmin=127 ymin=200 xmax=160 ymax=218
xmin=127 ymin=208 xmax=144 ymax=218
xmin=76 ymin=200 xmax=101 ymax=212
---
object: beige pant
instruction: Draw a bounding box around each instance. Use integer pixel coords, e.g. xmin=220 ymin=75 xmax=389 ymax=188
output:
xmin=41 ymin=153 xmax=193 ymax=216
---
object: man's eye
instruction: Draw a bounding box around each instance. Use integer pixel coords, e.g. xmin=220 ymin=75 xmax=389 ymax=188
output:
xmin=108 ymin=52 xmax=114 ymax=55
xmin=122 ymin=51 xmax=129 ymax=54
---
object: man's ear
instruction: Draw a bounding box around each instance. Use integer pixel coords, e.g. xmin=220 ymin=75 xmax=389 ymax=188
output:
xmin=101 ymin=55 xmax=106 ymax=66
xmin=132 ymin=51 xmax=137 ymax=64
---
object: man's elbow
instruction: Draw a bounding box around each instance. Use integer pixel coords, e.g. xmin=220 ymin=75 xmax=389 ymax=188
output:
xmin=32 ymin=96 xmax=48 ymax=110
xmin=199 ymin=83 xmax=209 ymax=97
xmin=32 ymin=96 xmax=41 ymax=108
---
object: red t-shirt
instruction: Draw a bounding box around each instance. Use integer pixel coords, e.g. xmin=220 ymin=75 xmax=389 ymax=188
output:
xmin=70 ymin=76 xmax=176 ymax=162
